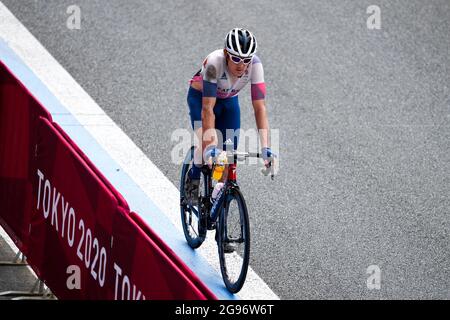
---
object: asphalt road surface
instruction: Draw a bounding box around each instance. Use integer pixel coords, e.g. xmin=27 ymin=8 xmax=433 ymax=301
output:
xmin=2 ymin=0 xmax=449 ymax=299
xmin=0 ymin=229 xmax=39 ymax=299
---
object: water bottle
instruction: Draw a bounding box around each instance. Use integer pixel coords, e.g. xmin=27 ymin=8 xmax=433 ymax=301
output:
xmin=212 ymin=152 xmax=227 ymax=181
xmin=211 ymin=182 xmax=224 ymax=200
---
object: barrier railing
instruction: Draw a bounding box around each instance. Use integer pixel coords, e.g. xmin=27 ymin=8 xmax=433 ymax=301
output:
xmin=0 ymin=60 xmax=216 ymax=300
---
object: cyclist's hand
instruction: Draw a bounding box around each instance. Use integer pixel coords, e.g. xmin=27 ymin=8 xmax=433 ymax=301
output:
xmin=261 ymin=147 xmax=278 ymax=179
xmin=203 ymin=145 xmax=223 ymax=168
xmin=261 ymin=147 xmax=277 ymax=168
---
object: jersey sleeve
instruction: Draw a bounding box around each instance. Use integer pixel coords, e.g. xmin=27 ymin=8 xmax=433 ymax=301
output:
xmin=250 ymin=55 xmax=266 ymax=101
xmin=201 ymin=54 xmax=220 ymax=98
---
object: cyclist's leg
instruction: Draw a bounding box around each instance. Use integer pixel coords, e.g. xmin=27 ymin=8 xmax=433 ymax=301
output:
xmin=215 ymin=96 xmax=241 ymax=152
xmin=187 ymin=86 xmax=204 ymax=179
xmin=215 ymin=96 xmax=240 ymax=183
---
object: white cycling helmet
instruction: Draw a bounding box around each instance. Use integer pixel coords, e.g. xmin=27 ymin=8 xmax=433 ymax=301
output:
xmin=224 ymin=28 xmax=257 ymax=58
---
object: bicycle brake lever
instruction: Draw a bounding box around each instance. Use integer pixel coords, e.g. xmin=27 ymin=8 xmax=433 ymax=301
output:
xmin=261 ymin=158 xmax=275 ymax=180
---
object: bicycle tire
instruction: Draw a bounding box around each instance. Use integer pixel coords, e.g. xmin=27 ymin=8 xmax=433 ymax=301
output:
xmin=180 ymin=146 xmax=206 ymax=249
xmin=217 ymin=186 xmax=250 ymax=293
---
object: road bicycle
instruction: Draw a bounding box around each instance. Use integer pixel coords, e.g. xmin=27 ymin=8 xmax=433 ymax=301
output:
xmin=180 ymin=146 xmax=274 ymax=293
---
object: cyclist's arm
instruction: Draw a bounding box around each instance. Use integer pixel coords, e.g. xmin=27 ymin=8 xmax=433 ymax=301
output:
xmin=250 ymin=56 xmax=269 ymax=149
xmin=201 ymin=63 xmax=219 ymax=150
xmin=202 ymin=96 xmax=217 ymax=150
xmin=252 ymin=98 xmax=269 ymax=149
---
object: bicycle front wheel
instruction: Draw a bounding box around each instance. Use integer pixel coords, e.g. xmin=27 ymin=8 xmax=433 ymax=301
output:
xmin=217 ymin=187 xmax=250 ymax=293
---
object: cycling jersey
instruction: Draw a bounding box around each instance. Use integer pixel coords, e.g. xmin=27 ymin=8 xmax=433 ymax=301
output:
xmin=190 ymin=49 xmax=266 ymax=100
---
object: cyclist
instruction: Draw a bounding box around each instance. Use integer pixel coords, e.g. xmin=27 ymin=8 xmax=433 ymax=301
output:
xmin=185 ymin=28 xmax=275 ymax=203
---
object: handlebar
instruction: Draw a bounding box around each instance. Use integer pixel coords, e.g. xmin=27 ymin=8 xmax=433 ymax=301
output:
xmin=228 ymin=151 xmax=260 ymax=161
xmin=225 ymin=150 xmax=276 ymax=180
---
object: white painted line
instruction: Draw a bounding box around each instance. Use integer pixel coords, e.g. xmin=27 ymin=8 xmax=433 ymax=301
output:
xmin=0 ymin=2 xmax=279 ymax=300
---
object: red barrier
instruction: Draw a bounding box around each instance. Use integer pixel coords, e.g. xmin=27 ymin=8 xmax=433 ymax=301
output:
xmin=28 ymin=116 xmax=118 ymax=298
xmin=0 ymin=61 xmax=51 ymax=253
xmin=129 ymin=211 xmax=216 ymax=299
xmin=0 ymin=60 xmax=217 ymax=299
xmin=111 ymin=210 xmax=216 ymax=300
xmin=28 ymin=117 xmax=216 ymax=299
xmin=51 ymin=122 xmax=129 ymax=211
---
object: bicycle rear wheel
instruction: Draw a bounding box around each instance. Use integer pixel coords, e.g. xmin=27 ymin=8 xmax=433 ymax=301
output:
xmin=217 ymin=187 xmax=250 ymax=293
xmin=180 ymin=147 xmax=206 ymax=249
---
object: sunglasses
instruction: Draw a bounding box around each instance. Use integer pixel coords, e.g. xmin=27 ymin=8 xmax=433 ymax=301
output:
xmin=227 ymin=52 xmax=253 ymax=65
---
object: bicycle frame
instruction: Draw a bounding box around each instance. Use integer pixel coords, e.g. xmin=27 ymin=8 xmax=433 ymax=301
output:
xmin=181 ymin=146 xmax=275 ymax=293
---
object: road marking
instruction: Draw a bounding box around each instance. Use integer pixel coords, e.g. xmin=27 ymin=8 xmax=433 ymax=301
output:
xmin=0 ymin=2 xmax=279 ymax=300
